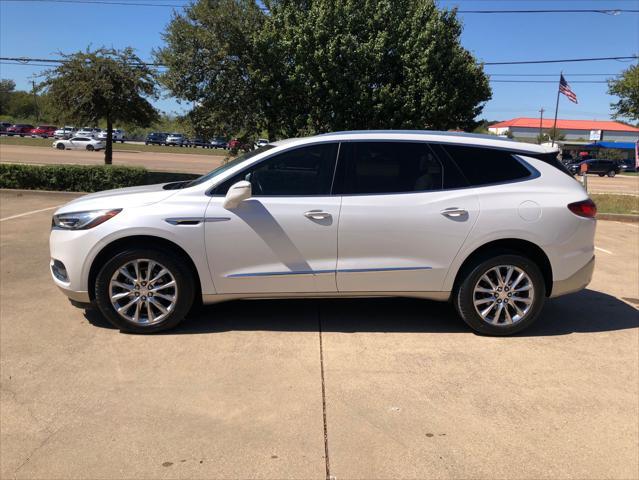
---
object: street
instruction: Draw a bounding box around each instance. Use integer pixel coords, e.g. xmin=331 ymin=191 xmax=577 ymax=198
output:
xmin=1 ymin=189 xmax=637 ymax=479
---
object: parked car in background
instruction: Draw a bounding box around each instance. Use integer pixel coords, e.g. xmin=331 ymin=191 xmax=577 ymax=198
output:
xmin=49 ymin=131 xmax=595 ymax=336
xmin=145 ymin=132 xmax=168 ymax=145
xmin=166 ymin=133 xmax=187 ymax=146
xmin=569 ymin=159 xmax=626 ymax=177
xmin=186 ymin=138 xmax=211 ymax=148
xmin=76 ymin=127 xmax=101 ymax=138
xmin=6 ymin=124 xmax=35 ymax=136
xmin=210 ymin=137 xmax=228 ymax=149
xmin=54 ymin=126 xmax=77 ymax=139
xmin=97 ymin=129 xmax=125 ymax=143
xmin=53 ymin=136 xmax=104 ymax=151
xmin=30 ymin=125 xmax=58 ymax=138
xmin=0 ymin=122 xmax=12 ymax=135
xmin=255 ymin=138 xmax=269 ymax=148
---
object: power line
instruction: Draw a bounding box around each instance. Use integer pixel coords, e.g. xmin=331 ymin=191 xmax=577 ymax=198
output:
xmin=487 ymin=73 xmax=619 ymax=77
xmin=491 ymin=80 xmax=608 ymax=84
xmin=484 ymin=55 xmax=637 ymax=65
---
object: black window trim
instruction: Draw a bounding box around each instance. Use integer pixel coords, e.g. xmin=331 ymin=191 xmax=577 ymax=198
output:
xmin=206 ymin=138 xmax=541 ymax=198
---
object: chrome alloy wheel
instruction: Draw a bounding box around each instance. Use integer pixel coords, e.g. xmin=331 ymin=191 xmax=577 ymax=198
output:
xmin=472 ymin=265 xmax=534 ymax=326
xmin=109 ymin=259 xmax=178 ymax=325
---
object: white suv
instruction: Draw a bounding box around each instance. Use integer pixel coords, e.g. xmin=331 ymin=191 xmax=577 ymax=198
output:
xmin=49 ymin=131 xmax=596 ymax=335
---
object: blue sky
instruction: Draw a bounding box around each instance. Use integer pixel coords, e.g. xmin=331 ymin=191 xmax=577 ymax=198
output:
xmin=1 ymin=0 xmax=637 ymax=122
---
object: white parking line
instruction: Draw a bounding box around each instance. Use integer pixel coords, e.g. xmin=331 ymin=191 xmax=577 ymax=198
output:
xmin=595 ymin=246 xmax=614 ymax=255
xmin=0 ymin=205 xmax=61 ymax=222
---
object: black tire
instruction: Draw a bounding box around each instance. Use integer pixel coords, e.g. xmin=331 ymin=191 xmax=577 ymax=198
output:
xmin=454 ymin=253 xmax=545 ymax=336
xmin=598 ymin=173 xmax=605 ymax=177
xmin=94 ymin=248 xmax=195 ymax=333
xmin=56 ymin=143 xmax=65 ymax=150
xmin=86 ymin=144 xmax=94 ymax=151
xmin=607 ymin=170 xmax=616 ymax=177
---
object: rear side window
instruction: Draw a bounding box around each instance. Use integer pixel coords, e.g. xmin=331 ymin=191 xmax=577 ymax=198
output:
xmin=441 ymin=145 xmax=531 ymax=186
xmin=337 ymin=142 xmax=444 ymax=194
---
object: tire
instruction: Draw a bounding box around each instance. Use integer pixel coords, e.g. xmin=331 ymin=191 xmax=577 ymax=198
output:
xmin=56 ymin=143 xmax=65 ymax=150
xmin=454 ymin=253 xmax=545 ymax=336
xmin=94 ymin=248 xmax=195 ymax=333
xmin=598 ymin=173 xmax=605 ymax=177
xmin=86 ymin=145 xmax=94 ymax=151
xmin=607 ymin=170 xmax=616 ymax=177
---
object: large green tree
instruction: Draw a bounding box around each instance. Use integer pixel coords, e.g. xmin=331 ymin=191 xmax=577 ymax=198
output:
xmin=41 ymin=47 xmax=159 ymax=164
xmin=608 ymin=64 xmax=639 ymax=123
xmin=157 ymin=0 xmax=491 ymax=140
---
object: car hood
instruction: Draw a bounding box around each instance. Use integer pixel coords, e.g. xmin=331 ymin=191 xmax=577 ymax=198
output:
xmin=55 ymin=183 xmax=179 ymax=214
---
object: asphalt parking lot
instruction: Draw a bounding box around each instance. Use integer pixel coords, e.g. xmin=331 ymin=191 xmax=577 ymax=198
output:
xmin=1 ymin=189 xmax=638 ymax=479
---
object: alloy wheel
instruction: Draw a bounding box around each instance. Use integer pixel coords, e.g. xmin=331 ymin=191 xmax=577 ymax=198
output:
xmin=109 ymin=259 xmax=178 ymax=325
xmin=472 ymin=265 xmax=534 ymax=326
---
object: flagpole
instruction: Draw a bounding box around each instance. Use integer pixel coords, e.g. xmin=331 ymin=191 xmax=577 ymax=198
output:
xmin=551 ymin=71 xmax=562 ymax=147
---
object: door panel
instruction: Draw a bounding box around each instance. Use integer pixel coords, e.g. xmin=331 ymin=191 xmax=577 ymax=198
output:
xmin=336 ymin=191 xmax=479 ymax=292
xmin=204 ymin=196 xmax=340 ymax=294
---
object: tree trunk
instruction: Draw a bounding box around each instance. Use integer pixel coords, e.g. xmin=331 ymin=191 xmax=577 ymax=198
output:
xmin=104 ymin=117 xmax=113 ymax=165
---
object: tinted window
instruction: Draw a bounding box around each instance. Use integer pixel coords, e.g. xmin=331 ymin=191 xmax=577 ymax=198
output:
xmin=214 ymin=143 xmax=338 ymax=196
xmin=337 ymin=142 xmax=444 ymax=194
xmin=442 ymin=145 xmax=531 ymax=186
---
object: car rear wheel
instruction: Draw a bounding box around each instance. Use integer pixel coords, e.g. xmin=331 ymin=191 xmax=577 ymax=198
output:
xmin=56 ymin=143 xmax=65 ymax=150
xmin=454 ymin=254 xmax=545 ymax=336
xmin=607 ymin=170 xmax=616 ymax=177
xmin=86 ymin=145 xmax=94 ymax=151
xmin=94 ymin=248 xmax=195 ymax=333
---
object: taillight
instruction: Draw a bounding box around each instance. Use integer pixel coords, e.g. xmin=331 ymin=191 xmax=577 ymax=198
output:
xmin=568 ymin=198 xmax=597 ymax=218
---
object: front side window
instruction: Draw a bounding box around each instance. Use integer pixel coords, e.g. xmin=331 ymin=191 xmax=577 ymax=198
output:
xmin=214 ymin=143 xmax=339 ymax=196
xmin=441 ymin=145 xmax=531 ymax=186
xmin=336 ymin=142 xmax=444 ymax=195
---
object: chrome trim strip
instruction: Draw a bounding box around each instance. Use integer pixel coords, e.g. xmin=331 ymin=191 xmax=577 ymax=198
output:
xmin=226 ymin=266 xmax=431 ymax=278
xmin=165 ymin=217 xmax=230 ymax=225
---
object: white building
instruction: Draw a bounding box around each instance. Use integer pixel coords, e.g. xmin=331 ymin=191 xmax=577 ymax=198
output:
xmin=489 ymin=118 xmax=639 ymax=142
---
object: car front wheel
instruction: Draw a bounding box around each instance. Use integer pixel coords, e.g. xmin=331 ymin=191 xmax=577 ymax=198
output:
xmin=607 ymin=170 xmax=616 ymax=177
xmin=56 ymin=143 xmax=65 ymax=150
xmin=454 ymin=254 xmax=545 ymax=336
xmin=95 ymin=248 xmax=195 ymax=333
xmin=86 ymin=145 xmax=94 ymax=151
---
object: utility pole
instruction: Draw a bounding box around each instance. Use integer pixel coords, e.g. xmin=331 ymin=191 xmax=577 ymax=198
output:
xmin=31 ymin=78 xmax=40 ymax=123
xmin=538 ymin=107 xmax=545 ymax=144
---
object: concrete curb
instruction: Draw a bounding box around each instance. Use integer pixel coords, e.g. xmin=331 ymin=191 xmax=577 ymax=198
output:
xmin=598 ymin=213 xmax=639 ymax=223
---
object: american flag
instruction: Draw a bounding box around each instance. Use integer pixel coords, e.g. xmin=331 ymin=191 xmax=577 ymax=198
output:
xmin=559 ymin=74 xmax=578 ymax=104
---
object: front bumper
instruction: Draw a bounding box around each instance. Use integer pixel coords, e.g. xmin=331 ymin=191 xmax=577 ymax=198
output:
xmin=550 ymin=255 xmax=595 ymax=298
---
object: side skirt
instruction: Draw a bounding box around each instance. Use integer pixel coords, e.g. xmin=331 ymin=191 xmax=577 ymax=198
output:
xmin=201 ymin=291 xmax=451 ymax=305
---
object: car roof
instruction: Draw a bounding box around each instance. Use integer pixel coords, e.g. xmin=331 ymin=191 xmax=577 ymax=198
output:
xmin=272 ymin=130 xmax=554 ymax=155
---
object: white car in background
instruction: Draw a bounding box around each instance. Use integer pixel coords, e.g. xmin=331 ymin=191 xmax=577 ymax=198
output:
xmin=76 ymin=127 xmax=101 ymax=138
xmin=97 ymin=129 xmax=126 ymax=143
xmin=165 ymin=133 xmax=186 ymax=146
xmin=49 ymin=131 xmax=595 ymax=335
xmin=255 ymin=138 xmax=269 ymax=148
xmin=54 ymin=126 xmax=77 ymax=139
xmin=53 ymin=136 xmax=104 ymax=151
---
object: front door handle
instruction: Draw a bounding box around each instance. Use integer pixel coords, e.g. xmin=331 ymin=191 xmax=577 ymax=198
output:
xmin=304 ymin=210 xmax=332 ymax=220
xmin=441 ymin=208 xmax=468 ymax=218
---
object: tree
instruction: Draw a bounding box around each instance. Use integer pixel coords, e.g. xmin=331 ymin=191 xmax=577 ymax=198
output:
xmin=0 ymin=79 xmax=16 ymax=116
xmin=157 ymin=0 xmax=491 ymax=140
xmin=41 ymin=47 xmax=159 ymax=164
xmin=608 ymin=64 xmax=639 ymax=122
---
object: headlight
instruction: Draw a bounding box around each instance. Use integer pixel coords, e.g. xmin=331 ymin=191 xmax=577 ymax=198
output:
xmin=52 ymin=209 xmax=122 ymax=230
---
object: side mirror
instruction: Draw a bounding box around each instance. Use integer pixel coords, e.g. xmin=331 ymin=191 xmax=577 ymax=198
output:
xmin=223 ymin=180 xmax=252 ymax=209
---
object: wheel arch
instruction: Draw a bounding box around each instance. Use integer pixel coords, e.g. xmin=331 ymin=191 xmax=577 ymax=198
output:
xmin=87 ymin=235 xmax=202 ymax=302
xmin=452 ymin=238 xmax=553 ymax=297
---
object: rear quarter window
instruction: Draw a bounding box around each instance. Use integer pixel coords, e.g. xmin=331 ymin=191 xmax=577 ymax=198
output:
xmin=441 ymin=145 xmax=532 ymax=186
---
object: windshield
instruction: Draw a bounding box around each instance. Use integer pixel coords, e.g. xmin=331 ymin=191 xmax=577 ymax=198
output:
xmin=185 ymin=145 xmax=276 ymax=188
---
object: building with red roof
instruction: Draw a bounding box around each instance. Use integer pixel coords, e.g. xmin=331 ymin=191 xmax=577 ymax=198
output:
xmin=488 ymin=118 xmax=639 ymax=143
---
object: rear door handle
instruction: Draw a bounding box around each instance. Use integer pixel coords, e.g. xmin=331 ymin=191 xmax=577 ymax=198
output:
xmin=441 ymin=208 xmax=468 ymax=218
xmin=304 ymin=210 xmax=332 ymax=220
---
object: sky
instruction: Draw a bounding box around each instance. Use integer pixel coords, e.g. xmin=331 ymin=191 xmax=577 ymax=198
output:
xmin=1 ymin=0 xmax=638 ymax=122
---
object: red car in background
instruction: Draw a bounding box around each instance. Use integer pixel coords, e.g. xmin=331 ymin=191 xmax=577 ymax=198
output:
xmin=6 ymin=124 xmax=35 ymax=137
xmin=30 ymin=125 xmax=58 ymax=138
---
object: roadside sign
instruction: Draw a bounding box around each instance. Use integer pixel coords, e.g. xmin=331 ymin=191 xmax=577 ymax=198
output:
xmin=580 ymin=163 xmax=588 ymax=173
xmin=589 ymin=130 xmax=602 ymax=141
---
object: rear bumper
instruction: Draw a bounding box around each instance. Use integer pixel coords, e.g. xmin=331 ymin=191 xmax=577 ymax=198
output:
xmin=550 ymin=255 xmax=595 ymax=298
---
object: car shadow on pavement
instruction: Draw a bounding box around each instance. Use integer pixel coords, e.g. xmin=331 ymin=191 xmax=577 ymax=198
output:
xmin=84 ymin=288 xmax=638 ymax=336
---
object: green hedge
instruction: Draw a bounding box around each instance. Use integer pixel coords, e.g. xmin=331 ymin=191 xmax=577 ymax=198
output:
xmin=0 ymin=164 xmax=199 ymax=192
